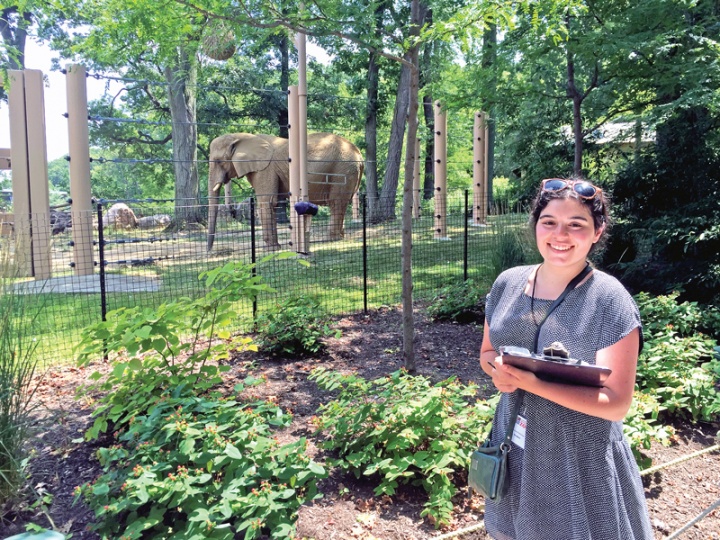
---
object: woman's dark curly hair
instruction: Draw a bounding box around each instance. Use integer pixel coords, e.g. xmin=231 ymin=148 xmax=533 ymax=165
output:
xmin=529 ymin=177 xmax=611 ymax=253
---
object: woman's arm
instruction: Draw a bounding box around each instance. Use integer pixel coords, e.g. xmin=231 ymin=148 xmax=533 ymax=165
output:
xmin=479 ymin=320 xmax=640 ymax=421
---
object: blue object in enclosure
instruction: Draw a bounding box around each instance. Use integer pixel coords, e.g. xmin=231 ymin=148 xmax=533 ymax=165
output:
xmin=4 ymin=532 xmax=65 ymax=540
xmin=294 ymin=201 xmax=319 ymax=216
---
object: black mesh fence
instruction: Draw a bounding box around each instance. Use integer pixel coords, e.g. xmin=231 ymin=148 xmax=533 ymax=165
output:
xmin=3 ymin=190 xmax=527 ymax=366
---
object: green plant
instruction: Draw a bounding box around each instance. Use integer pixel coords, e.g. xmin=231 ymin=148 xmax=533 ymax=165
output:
xmin=75 ymin=259 xmax=278 ymax=440
xmin=309 ymin=368 xmax=496 ymax=528
xmin=635 ymin=291 xmax=720 ymax=339
xmin=623 ymin=391 xmax=675 ymax=469
xmin=0 ymin=242 xmax=42 ymax=504
xmin=255 ymin=295 xmax=340 ymax=356
xmin=426 ymin=280 xmax=485 ymax=323
xmin=75 ymin=388 xmax=326 ymax=540
xmin=635 ymin=328 xmax=720 ymax=421
xmin=487 ymin=222 xmax=538 ymax=280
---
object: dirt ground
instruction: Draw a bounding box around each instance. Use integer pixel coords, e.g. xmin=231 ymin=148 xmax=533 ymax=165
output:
xmin=1 ymin=306 xmax=719 ymax=539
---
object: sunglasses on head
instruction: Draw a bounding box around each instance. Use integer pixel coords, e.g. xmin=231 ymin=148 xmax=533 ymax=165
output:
xmin=541 ymin=178 xmax=602 ymax=200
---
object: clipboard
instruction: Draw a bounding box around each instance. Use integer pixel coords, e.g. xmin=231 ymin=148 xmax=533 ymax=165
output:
xmin=495 ymin=346 xmax=611 ymax=388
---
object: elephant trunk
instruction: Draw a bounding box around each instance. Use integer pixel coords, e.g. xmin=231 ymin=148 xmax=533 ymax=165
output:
xmin=207 ymin=165 xmax=225 ymax=251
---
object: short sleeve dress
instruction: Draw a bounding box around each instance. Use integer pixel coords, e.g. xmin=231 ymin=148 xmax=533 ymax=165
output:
xmin=483 ymin=265 xmax=653 ymax=540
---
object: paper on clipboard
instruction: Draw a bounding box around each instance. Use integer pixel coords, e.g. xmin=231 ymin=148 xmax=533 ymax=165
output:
xmin=496 ymin=346 xmax=611 ymax=388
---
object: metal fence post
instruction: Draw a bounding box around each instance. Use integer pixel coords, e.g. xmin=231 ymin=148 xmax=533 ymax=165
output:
xmin=97 ymin=202 xmax=107 ymax=323
xmin=464 ymin=189 xmax=469 ymax=282
xmin=362 ymin=192 xmax=368 ymax=314
xmin=250 ymin=196 xmax=257 ymax=321
xmin=97 ymin=201 xmax=108 ymax=361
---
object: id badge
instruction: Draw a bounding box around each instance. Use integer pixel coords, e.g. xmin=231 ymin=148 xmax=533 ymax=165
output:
xmin=511 ymin=415 xmax=527 ymax=449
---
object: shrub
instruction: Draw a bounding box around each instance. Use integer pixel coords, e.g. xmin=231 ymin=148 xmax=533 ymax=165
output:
xmin=426 ymin=280 xmax=485 ymax=324
xmin=623 ymin=392 xmax=675 ymax=469
xmin=76 ymin=259 xmax=274 ymax=440
xmin=255 ymin=295 xmax=340 ymax=356
xmin=309 ymin=368 xmax=496 ymax=528
xmin=0 ymin=243 xmax=42 ymax=504
xmin=635 ymin=329 xmax=720 ymax=421
xmin=487 ymin=222 xmax=539 ymax=280
xmin=635 ymin=291 xmax=720 ymax=339
xmin=76 ymin=389 xmax=326 ymax=540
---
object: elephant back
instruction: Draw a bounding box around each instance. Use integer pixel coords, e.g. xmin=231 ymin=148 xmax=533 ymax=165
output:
xmin=306 ymin=133 xmax=363 ymax=194
xmin=211 ymin=133 xmax=282 ymax=179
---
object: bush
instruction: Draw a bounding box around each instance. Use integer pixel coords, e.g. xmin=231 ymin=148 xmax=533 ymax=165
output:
xmin=635 ymin=291 xmax=720 ymax=339
xmin=487 ymin=221 xmax=539 ymax=280
xmin=426 ymin=280 xmax=485 ymax=324
xmin=624 ymin=292 xmax=720 ymax=465
xmin=76 ymin=389 xmax=326 ymax=540
xmin=309 ymin=368 xmax=496 ymax=528
xmin=0 ymin=243 xmax=42 ymax=504
xmin=255 ymin=295 xmax=340 ymax=356
xmin=76 ymin=260 xmax=271 ymax=440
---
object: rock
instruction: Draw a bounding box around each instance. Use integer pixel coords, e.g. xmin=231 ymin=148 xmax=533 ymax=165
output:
xmin=137 ymin=214 xmax=171 ymax=229
xmin=101 ymin=203 xmax=138 ymax=229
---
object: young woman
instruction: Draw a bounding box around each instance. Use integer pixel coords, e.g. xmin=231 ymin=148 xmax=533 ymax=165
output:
xmin=479 ymin=178 xmax=653 ymax=539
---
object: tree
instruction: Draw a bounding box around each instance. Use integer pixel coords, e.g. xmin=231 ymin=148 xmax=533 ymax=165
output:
xmin=0 ymin=5 xmax=32 ymax=72
xmin=48 ymin=0 xmax=210 ymax=225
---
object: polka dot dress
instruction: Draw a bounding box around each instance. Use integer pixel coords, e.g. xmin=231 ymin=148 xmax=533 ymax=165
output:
xmin=483 ymin=265 xmax=653 ymax=540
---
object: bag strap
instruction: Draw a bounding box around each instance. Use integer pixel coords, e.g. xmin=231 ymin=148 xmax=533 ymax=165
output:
xmin=500 ymin=262 xmax=592 ymax=451
xmin=532 ymin=263 xmax=592 ymax=354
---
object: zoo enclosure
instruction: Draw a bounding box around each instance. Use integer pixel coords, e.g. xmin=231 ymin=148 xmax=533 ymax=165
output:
xmin=8 ymin=190 xmax=525 ymax=365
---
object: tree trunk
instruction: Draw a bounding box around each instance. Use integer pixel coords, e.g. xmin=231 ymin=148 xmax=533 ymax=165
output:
xmin=365 ymin=51 xmax=380 ymax=216
xmin=165 ymin=48 xmax=201 ymax=225
xmin=374 ymin=61 xmax=411 ymax=222
xmin=401 ymin=0 xmax=424 ymax=373
xmin=482 ymin=23 xmax=497 ymax=205
xmin=566 ymin=46 xmax=584 ymax=175
xmin=0 ymin=7 xmax=32 ymax=70
xmin=278 ymin=32 xmax=290 ymax=139
xmin=419 ymin=16 xmax=435 ymax=200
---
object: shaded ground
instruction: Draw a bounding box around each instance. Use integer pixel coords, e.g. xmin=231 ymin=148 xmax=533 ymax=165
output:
xmin=1 ymin=307 xmax=719 ymax=539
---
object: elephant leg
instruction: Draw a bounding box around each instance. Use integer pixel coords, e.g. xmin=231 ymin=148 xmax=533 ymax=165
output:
xmin=328 ymin=198 xmax=347 ymax=241
xmin=257 ymin=194 xmax=281 ymax=250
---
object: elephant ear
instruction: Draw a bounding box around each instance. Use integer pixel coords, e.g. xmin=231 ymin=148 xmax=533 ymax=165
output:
xmin=228 ymin=134 xmax=275 ymax=179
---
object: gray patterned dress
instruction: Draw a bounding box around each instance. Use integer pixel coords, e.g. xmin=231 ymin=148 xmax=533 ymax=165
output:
xmin=483 ymin=265 xmax=653 ymax=540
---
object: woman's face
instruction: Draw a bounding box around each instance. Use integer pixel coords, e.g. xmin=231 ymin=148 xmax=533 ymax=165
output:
xmin=535 ymin=198 xmax=603 ymax=270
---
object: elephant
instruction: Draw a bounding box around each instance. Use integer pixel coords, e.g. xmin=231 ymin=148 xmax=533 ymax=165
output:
xmin=230 ymin=197 xmax=289 ymax=226
xmin=207 ymin=132 xmax=364 ymax=251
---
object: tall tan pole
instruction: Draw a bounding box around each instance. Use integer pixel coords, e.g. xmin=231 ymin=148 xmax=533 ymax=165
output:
xmin=23 ymin=70 xmax=52 ymax=279
xmin=66 ymin=65 xmax=95 ymax=275
xmin=473 ymin=111 xmax=488 ymax=226
xmin=293 ymin=28 xmax=309 ymax=252
xmin=433 ymin=101 xmax=448 ymax=240
xmin=288 ymin=85 xmax=303 ymax=251
xmin=7 ymin=70 xmax=32 ymax=276
xmin=8 ymin=70 xmax=52 ymax=278
xmin=412 ymin=137 xmax=421 ymax=218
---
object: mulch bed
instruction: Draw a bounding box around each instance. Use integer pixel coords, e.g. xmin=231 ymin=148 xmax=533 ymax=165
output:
xmin=1 ymin=307 xmax=719 ymax=539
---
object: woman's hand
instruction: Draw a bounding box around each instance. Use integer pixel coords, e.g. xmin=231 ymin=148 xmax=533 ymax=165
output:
xmin=489 ymin=356 xmax=538 ymax=393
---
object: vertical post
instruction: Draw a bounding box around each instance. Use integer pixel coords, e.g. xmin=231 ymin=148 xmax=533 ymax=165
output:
xmin=66 ymin=64 xmax=95 ymax=275
xmin=412 ymin=137 xmax=421 ymax=218
xmin=433 ymin=101 xmax=448 ymax=240
xmin=463 ymin=189 xmax=469 ymax=282
xmin=97 ymin=203 xmax=107 ymax=322
xmin=294 ymin=28 xmax=310 ymax=251
xmin=288 ymin=85 xmax=302 ymax=251
xmin=250 ymin=197 xmax=257 ymax=320
xmin=362 ymin=192 xmax=368 ymax=314
xmin=473 ymin=111 xmax=487 ymax=226
xmin=8 ymin=70 xmax=32 ymax=276
xmin=23 ymin=70 xmax=52 ymax=280
xmin=97 ymin=202 xmax=108 ymax=360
